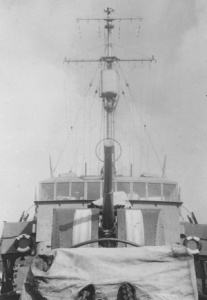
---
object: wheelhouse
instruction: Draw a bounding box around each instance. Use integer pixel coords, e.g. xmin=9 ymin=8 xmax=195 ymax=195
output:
xmin=40 ymin=173 xmax=179 ymax=203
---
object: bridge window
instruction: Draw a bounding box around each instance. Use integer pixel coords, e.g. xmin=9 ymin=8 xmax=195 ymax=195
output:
xmin=163 ymin=184 xmax=177 ymax=201
xmin=71 ymin=182 xmax=84 ymax=200
xmin=41 ymin=183 xmax=54 ymax=201
xmin=56 ymin=182 xmax=69 ymax=200
xmin=117 ymin=182 xmax=130 ymax=194
xmin=132 ymin=182 xmax=146 ymax=200
xmin=87 ymin=182 xmax=100 ymax=200
xmin=148 ymin=183 xmax=161 ymax=200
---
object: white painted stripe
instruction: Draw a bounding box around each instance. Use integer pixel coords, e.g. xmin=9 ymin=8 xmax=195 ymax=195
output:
xmin=125 ymin=210 xmax=145 ymax=247
xmin=72 ymin=209 xmax=92 ymax=247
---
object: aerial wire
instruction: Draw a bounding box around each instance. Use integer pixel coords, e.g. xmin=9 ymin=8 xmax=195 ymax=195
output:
xmin=112 ymin=43 xmax=152 ymax=61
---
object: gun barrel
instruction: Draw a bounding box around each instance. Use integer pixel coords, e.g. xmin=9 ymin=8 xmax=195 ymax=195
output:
xmin=102 ymin=140 xmax=114 ymax=230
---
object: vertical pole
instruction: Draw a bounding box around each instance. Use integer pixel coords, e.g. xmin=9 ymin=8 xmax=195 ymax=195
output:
xmin=102 ymin=140 xmax=114 ymax=230
xmin=85 ymin=162 xmax=87 ymax=176
xmin=106 ymin=106 xmax=113 ymax=139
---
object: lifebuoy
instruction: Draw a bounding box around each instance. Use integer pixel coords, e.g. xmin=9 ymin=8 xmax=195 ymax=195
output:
xmin=14 ymin=234 xmax=33 ymax=253
xmin=183 ymin=236 xmax=202 ymax=254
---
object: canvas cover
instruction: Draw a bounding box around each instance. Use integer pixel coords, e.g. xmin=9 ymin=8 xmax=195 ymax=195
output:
xmin=21 ymin=245 xmax=198 ymax=300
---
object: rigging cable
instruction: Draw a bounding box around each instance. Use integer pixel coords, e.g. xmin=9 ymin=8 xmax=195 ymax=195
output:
xmin=70 ymin=65 xmax=101 ymax=173
xmin=53 ymin=64 xmax=100 ymax=173
xmin=120 ymin=85 xmax=150 ymax=172
xmin=118 ymin=64 xmax=163 ymax=172
xmin=111 ymin=46 xmax=147 ymax=173
xmin=128 ymin=89 xmax=131 ymax=172
xmin=82 ymin=74 xmax=87 ymax=175
xmin=69 ymin=87 xmax=99 ymax=173
xmin=66 ymin=44 xmax=105 ymax=62
xmin=114 ymin=104 xmax=122 ymax=174
xmin=89 ymin=68 xmax=92 ymax=174
xmin=113 ymin=69 xmax=124 ymax=174
xmin=111 ymin=49 xmax=132 ymax=173
xmin=112 ymin=43 xmax=152 ymax=61
xmin=64 ymin=76 xmax=70 ymax=137
xmin=140 ymin=61 xmax=153 ymax=171
xmin=97 ymin=102 xmax=104 ymax=174
xmin=146 ymin=63 xmax=157 ymax=167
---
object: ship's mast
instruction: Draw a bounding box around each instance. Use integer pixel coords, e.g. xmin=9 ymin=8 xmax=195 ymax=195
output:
xmin=65 ymin=7 xmax=154 ymax=145
xmin=65 ymin=7 xmax=154 ymax=162
xmin=104 ymin=8 xmax=114 ymax=141
xmin=65 ymin=8 xmax=154 ymax=236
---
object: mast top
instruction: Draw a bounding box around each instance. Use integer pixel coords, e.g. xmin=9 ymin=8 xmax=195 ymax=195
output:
xmin=66 ymin=9 xmax=153 ymax=65
xmin=104 ymin=7 xmax=114 ymax=17
xmin=77 ymin=8 xmax=143 ymax=24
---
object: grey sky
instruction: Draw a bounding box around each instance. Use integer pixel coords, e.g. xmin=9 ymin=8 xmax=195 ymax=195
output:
xmin=0 ymin=0 xmax=207 ymax=234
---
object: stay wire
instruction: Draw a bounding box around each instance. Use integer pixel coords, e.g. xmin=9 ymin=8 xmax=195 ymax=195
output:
xmin=64 ymin=76 xmax=70 ymax=137
xmin=75 ymin=67 xmax=101 ymax=171
xmin=69 ymin=87 xmax=99 ymax=172
xmin=142 ymin=62 xmax=153 ymax=170
xmin=115 ymin=107 xmax=123 ymax=174
xmin=97 ymin=103 xmax=104 ymax=174
xmin=146 ymin=63 xmax=157 ymax=165
xmin=119 ymin=77 xmax=149 ymax=171
xmin=53 ymin=64 xmax=100 ymax=173
xmin=118 ymin=64 xmax=163 ymax=172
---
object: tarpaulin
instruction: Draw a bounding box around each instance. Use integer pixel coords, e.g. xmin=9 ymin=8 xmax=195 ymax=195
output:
xmin=21 ymin=245 xmax=198 ymax=300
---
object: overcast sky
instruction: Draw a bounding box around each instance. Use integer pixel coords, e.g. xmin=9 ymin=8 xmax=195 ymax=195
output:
xmin=0 ymin=0 xmax=207 ymax=234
